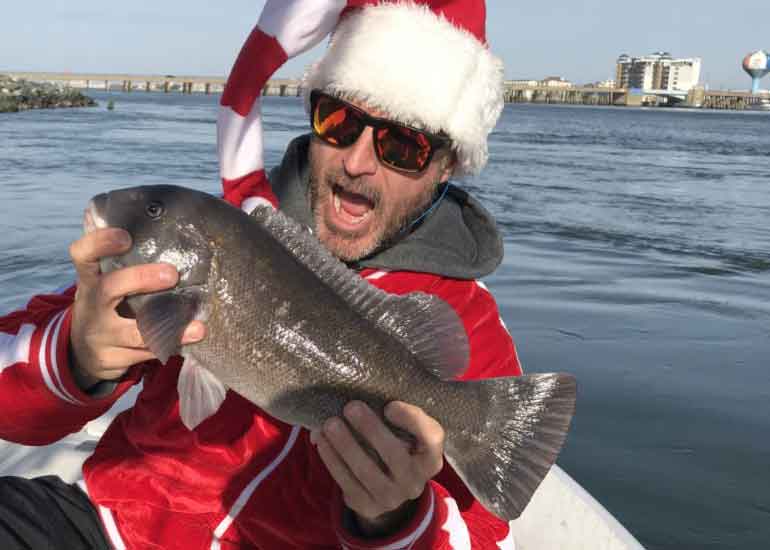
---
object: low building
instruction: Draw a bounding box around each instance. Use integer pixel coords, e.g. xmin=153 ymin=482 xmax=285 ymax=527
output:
xmin=507 ymin=79 xmax=540 ymax=87
xmin=540 ymin=76 xmax=574 ymax=88
xmin=586 ymin=79 xmax=617 ymax=89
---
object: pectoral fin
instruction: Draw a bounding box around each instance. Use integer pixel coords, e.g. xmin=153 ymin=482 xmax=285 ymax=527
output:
xmin=134 ymin=290 xmax=203 ymax=364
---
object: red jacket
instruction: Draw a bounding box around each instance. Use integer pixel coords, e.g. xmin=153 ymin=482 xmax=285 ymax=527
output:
xmin=0 ymin=256 xmax=522 ymax=549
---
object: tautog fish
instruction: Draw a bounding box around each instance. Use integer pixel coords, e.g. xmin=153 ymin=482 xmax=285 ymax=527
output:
xmin=84 ymin=184 xmax=577 ymax=521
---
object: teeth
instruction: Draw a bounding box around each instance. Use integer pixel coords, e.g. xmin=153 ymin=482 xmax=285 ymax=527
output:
xmin=349 ymin=211 xmax=370 ymax=225
xmin=333 ymin=192 xmax=341 ymax=214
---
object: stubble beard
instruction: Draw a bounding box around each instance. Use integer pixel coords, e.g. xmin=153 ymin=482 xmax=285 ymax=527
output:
xmin=309 ymin=157 xmax=438 ymax=262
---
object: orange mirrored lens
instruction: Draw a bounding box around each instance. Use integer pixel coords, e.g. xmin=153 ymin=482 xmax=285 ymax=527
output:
xmin=376 ymin=126 xmax=432 ymax=171
xmin=313 ymin=97 xmax=363 ymax=147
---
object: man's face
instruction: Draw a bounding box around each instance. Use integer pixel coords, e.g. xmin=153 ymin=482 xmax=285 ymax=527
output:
xmin=308 ymin=100 xmax=454 ymax=262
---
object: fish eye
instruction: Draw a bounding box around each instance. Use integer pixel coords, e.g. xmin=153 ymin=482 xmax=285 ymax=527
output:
xmin=145 ymin=201 xmax=165 ymax=219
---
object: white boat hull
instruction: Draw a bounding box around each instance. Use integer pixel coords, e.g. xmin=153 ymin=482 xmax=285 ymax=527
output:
xmin=0 ymin=391 xmax=644 ymax=549
xmin=512 ymin=465 xmax=645 ymax=549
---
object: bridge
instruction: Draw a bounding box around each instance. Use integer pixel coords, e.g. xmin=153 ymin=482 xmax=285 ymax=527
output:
xmin=505 ymin=84 xmax=628 ymax=106
xmin=0 ymin=72 xmax=630 ymax=105
xmin=4 ymin=72 xmax=301 ymax=96
xmin=701 ymin=89 xmax=770 ymax=110
xmin=5 ymin=72 xmax=768 ymax=109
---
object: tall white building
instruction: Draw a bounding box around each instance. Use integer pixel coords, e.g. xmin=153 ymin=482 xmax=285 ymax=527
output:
xmin=616 ymin=52 xmax=701 ymax=92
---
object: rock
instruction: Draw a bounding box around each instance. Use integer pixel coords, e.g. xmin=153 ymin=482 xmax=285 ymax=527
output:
xmin=0 ymin=75 xmax=96 ymax=113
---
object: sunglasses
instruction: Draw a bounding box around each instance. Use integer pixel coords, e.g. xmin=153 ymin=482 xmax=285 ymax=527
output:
xmin=310 ymin=90 xmax=450 ymax=174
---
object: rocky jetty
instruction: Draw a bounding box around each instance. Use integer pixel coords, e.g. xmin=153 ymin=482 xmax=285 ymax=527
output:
xmin=0 ymin=74 xmax=96 ymax=113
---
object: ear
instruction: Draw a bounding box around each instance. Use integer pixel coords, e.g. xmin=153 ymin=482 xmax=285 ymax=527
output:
xmin=438 ymin=149 xmax=457 ymax=182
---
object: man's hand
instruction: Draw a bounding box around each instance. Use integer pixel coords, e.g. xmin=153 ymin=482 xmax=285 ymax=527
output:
xmin=311 ymin=400 xmax=445 ymax=538
xmin=68 ymin=228 xmax=205 ymax=389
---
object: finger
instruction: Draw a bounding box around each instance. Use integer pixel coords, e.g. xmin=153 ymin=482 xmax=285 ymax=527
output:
xmin=97 ymin=263 xmax=178 ymax=308
xmin=322 ymin=417 xmax=394 ymax=503
xmin=94 ymin=347 xmax=157 ymax=373
xmin=181 ymin=321 xmax=206 ymax=345
xmin=385 ymin=402 xmax=445 ymax=476
xmin=314 ymin=428 xmax=376 ymax=514
xmin=70 ymin=229 xmax=131 ymax=283
xmin=114 ymin=320 xmax=147 ymax=350
xmin=343 ymin=402 xmax=411 ymax=480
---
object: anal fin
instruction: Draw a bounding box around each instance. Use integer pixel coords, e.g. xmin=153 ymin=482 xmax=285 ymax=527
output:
xmin=178 ymin=353 xmax=228 ymax=430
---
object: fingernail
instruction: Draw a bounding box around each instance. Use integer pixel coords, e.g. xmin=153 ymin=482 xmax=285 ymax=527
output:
xmin=159 ymin=267 xmax=177 ymax=283
xmin=325 ymin=418 xmax=342 ymax=434
xmin=345 ymin=401 xmax=364 ymax=420
xmin=186 ymin=323 xmax=204 ymax=341
xmin=113 ymin=231 xmax=131 ymax=247
xmin=384 ymin=402 xmax=399 ymax=419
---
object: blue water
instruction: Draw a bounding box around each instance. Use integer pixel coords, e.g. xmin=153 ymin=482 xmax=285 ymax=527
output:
xmin=1 ymin=92 xmax=769 ymax=549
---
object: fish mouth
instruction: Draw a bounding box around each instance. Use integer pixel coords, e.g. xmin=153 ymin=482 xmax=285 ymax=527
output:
xmin=84 ymin=195 xmax=126 ymax=274
xmin=83 ymin=196 xmax=108 ymax=234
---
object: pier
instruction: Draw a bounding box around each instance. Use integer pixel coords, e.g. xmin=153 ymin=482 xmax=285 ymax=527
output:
xmin=504 ymin=84 xmax=627 ymax=106
xmin=4 ymin=72 xmax=768 ymax=109
xmin=701 ymin=90 xmax=770 ymax=110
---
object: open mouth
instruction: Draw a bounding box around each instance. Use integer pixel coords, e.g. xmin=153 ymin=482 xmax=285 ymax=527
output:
xmin=331 ymin=184 xmax=376 ymax=228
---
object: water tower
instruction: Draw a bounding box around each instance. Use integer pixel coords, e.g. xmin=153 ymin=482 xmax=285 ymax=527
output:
xmin=743 ymin=50 xmax=770 ymax=93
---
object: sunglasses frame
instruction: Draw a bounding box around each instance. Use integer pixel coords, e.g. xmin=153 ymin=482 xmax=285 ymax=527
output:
xmin=309 ymin=89 xmax=451 ymax=174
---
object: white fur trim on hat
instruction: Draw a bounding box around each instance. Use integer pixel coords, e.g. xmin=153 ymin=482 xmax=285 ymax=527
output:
xmin=303 ymin=2 xmax=504 ymax=176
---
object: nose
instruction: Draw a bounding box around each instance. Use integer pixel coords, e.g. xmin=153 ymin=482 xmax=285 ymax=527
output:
xmin=342 ymin=126 xmax=378 ymax=177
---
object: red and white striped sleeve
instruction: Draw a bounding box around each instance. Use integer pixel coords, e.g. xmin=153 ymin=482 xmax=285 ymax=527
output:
xmin=0 ymin=287 xmax=137 ymax=445
xmin=331 ymin=479 xmax=514 ymax=550
xmin=218 ymin=0 xmax=350 ymax=212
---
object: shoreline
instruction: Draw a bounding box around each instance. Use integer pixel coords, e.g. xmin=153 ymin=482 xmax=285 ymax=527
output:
xmin=0 ymin=75 xmax=96 ymax=113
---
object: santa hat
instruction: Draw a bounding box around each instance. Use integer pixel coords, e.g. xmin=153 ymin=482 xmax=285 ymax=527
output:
xmin=218 ymin=0 xmax=502 ymax=213
xmin=304 ymin=1 xmax=504 ymax=177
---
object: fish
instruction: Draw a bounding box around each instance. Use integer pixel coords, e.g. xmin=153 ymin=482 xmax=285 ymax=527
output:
xmin=83 ymin=184 xmax=577 ymax=521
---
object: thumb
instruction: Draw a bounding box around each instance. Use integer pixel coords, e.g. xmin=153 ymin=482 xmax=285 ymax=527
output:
xmin=385 ymin=402 xmax=443 ymax=453
xmin=181 ymin=321 xmax=207 ymax=345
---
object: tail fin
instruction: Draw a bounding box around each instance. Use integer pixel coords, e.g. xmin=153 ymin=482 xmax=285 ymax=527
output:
xmin=444 ymin=373 xmax=577 ymax=521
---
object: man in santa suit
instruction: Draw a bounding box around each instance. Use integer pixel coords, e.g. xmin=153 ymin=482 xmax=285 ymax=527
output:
xmin=0 ymin=1 xmax=525 ymax=548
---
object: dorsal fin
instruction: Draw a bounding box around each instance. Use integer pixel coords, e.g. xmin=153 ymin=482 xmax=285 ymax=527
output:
xmin=250 ymin=205 xmax=469 ymax=379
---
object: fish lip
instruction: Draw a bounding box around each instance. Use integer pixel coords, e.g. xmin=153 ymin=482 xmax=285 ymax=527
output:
xmin=83 ymin=199 xmax=108 ymax=234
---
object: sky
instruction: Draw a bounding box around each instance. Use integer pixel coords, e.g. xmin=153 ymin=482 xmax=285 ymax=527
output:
xmin=1 ymin=1 xmax=768 ymax=91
